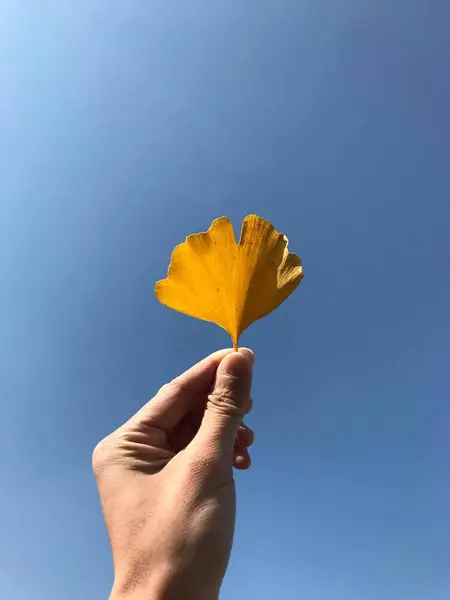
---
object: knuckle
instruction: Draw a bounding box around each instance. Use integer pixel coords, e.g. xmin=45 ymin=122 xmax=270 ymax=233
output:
xmin=157 ymin=381 xmax=170 ymax=392
xmin=157 ymin=377 xmax=185 ymax=398
xmin=92 ymin=435 xmax=116 ymax=475
xmin=208 ymin=387 xmax=245 ymax=418
xmin=156 ymin=383 xmax=171 ymax=396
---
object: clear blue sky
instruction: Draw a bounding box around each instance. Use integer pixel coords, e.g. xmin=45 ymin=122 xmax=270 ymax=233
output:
xmin=2 ymin=2 xmax=450 ymax=599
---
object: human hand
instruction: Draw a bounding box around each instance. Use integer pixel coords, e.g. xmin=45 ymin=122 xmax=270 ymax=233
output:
xmin=93 ymin=348 xmax=254 ymax=600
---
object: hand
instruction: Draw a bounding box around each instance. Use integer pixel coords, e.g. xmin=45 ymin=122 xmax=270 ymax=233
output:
xmin=93 ymin=348 xmax=254 ymax=600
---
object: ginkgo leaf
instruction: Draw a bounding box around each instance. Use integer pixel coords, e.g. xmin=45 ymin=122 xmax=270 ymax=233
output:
xmin=155 ymin=215 xmax=303 ymax=350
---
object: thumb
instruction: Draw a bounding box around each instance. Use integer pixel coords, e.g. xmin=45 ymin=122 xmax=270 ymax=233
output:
xmin=193 ymin=349 xmax=253 ymax=459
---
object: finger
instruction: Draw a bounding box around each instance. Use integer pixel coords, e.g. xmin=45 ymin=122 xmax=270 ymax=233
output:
xmin=235 ymin=423 xmax=254 ymax=448
xmin=192 ymin=350 xmax=253 ymax=463
xmin=131 ymin=348 xmax=255 ymax=431
xmin=233 ymin=448 xmax=251 ymax=470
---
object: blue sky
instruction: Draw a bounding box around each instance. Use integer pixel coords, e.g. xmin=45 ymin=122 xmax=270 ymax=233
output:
xmin=2 ymin=2 xmax=450 ymax=599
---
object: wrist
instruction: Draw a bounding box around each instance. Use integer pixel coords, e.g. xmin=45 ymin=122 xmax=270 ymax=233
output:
xmin=109 ymin=585 xmax=165 ymax=600
xmin=110 ymin=575 xmax=219 ymax=600
xmin=109 ymin=577 xmax=165 ymax=600
xmin=110 ymin=589 xmax=218 ymax=600
xmin=110 ymin=581 xmax=170 ymax=600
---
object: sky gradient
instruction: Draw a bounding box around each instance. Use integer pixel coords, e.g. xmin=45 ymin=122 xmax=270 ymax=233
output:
xmin=2 ymin=2 xmax=450 ymax=599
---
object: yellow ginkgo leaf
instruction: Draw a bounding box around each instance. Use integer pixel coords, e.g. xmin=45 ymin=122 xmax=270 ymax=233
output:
xmin=155 ymin=215 xmax=303 ymax=350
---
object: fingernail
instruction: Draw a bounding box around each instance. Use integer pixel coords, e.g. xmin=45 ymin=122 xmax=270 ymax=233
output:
xmin=220 ymin=352 xmax=253 ymax=378
xmin=237 ymin=347 xmax=255 ymax=365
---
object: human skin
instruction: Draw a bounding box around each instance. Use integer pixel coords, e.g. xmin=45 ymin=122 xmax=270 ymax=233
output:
xmin=93 ymin=348 xmax=254 ymax=600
